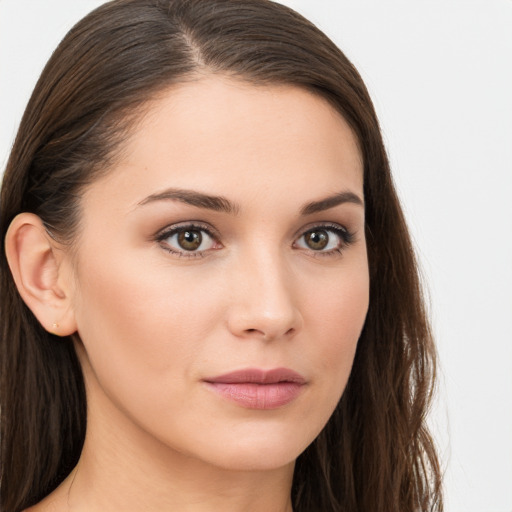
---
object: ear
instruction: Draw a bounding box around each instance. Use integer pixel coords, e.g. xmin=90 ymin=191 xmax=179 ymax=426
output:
xmin=5 ymin=213 xmax=77 ymax=336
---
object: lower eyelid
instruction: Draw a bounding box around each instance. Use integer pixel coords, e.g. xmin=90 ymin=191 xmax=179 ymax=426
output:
xmin=293 ymin=226 xmax=356 ymax=255
xmin=154 ymin=223 xmax=356 ymax=258
xmin=160 ymin=245 xmax=207 ymax=258
xmin=155 ymin=223 xmax=221 ymax=255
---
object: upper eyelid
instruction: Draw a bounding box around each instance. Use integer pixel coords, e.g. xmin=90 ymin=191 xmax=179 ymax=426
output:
xmin=156 ymin=220 xmax=347 ymax=234
xmin=293 ymin=221 xmax=349 ymax=240
xmin=155 ymin=221 xmax=219 ymax=239
xmin=155 ymin=223 xmax=220 ymax=257
xmin=153 ymin=220 xmax=354 ymax=246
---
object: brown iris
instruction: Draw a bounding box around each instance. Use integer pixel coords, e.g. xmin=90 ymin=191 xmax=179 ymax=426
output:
xmin=177 ymin=229 xmax=202 ymax=250
xmin=304 ymin=230 xmax=329 ymax=250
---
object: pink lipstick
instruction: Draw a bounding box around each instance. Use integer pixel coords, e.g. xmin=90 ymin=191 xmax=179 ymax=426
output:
xmin=203 ymin=368 xmax=306 ymax=409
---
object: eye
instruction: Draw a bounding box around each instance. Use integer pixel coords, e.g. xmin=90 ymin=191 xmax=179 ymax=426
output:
xmin=295 ymin=225 xmax=354 ymax=254
xmin=156 ymin=223 xmax=220 ymax=256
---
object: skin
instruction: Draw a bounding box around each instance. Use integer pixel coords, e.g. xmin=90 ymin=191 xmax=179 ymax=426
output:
xmin=22 ymin=76 xmax=369 ymax=512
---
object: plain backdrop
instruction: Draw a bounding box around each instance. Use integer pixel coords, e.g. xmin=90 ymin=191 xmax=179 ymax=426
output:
xmin=1 ymin=1 xmax=511 ymax=511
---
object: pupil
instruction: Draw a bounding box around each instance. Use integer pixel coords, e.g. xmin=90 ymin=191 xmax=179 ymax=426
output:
xmin=178 ymin=230 xmax=202 ymax=250
xmin=306 ymin=230 xmax=328 ymax=250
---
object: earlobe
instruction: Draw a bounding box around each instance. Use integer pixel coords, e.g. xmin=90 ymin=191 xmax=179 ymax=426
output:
xmin=5 ymin=213 xmax=77 ymax=336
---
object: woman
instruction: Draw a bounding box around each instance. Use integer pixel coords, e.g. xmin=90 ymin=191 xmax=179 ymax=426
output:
xmin=0 ymin=0 xmax=442 ymax=511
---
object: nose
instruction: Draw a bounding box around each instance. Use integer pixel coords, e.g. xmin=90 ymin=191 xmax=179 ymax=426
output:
xmin=226 ymin=248 xmax=303 ymax=342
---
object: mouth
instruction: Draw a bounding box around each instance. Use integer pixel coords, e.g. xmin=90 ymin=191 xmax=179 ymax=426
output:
xmin=203 ymin=368 xmax=306 ymax=410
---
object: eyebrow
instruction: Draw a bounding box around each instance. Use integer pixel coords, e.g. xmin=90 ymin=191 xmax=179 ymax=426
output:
xmin=138 ymin=188 xmax=240 ymax=214
xmin=300 ymin=191 xmax=364 ymax=215
xmin=137 ymin=187 xmax=363 ymax=215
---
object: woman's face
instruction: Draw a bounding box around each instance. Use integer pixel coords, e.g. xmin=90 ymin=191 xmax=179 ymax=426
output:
xmin=67 ymin=76 xmax=369 ymax=471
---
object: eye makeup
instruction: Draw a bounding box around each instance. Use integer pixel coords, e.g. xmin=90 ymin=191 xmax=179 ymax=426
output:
xmin=153 ymin=219 xmax=356 ymax=260
xmin=154 ymin=221 xmax=222 ymax=258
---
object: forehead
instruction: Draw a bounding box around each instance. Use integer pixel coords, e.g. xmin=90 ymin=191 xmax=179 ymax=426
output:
xmin=83 ymin=75 xmax=363 ymax=211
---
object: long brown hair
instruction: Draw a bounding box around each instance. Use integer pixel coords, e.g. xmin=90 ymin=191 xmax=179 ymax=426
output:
xmin=0 ymin=1 xmax=442 ymax=510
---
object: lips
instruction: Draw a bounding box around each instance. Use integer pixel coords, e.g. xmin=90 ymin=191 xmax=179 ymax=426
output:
xmin=203 ymin=368 xmax=306 ymax=409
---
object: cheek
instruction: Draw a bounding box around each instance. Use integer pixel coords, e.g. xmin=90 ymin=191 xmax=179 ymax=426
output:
xmin=70 ymin=236 xmax=369 ymax=467
xmin=303 ymin=259 xmax=369 ymax=394
xmin=71 ymin=251 xmax=221 ymax=400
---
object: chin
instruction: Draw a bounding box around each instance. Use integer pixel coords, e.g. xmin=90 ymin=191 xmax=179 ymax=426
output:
xmin=179 ymin=420 xmax=321 ymax=473
xmin=204 ymin=446 xmax=300 ymax=473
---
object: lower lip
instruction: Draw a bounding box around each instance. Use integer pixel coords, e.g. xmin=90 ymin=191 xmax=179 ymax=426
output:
xmin=205 ymin=382 xmax=304 ymax=409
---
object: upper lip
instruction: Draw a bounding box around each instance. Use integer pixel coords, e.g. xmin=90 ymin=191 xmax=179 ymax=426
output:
xmin=204 ymin=367 xmax=306 ymax=385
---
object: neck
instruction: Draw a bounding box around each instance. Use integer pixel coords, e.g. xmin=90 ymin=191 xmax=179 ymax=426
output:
xmin=66 ymin=442 xmax=295 ymax=512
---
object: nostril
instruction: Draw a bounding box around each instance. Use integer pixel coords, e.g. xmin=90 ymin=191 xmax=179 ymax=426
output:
xmin=243 ymin=327 xmax=295 ymax=340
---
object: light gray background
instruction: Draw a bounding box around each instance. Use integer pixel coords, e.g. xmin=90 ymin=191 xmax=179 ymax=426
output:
xmin=1 ymin=1 xmax=511 ymax=511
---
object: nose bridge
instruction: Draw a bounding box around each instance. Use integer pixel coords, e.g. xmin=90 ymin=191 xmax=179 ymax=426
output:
xmin=227 ymin=242 xmax=301 ymax=340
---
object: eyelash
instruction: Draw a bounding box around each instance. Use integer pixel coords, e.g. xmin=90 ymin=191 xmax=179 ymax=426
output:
xmin=155 ymin=222 xmax=219 ymax=259
xmin=154 ymin=222 xmax=356 ymax=259
xmin=296 ymin=223 xmax=356 ymax=258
